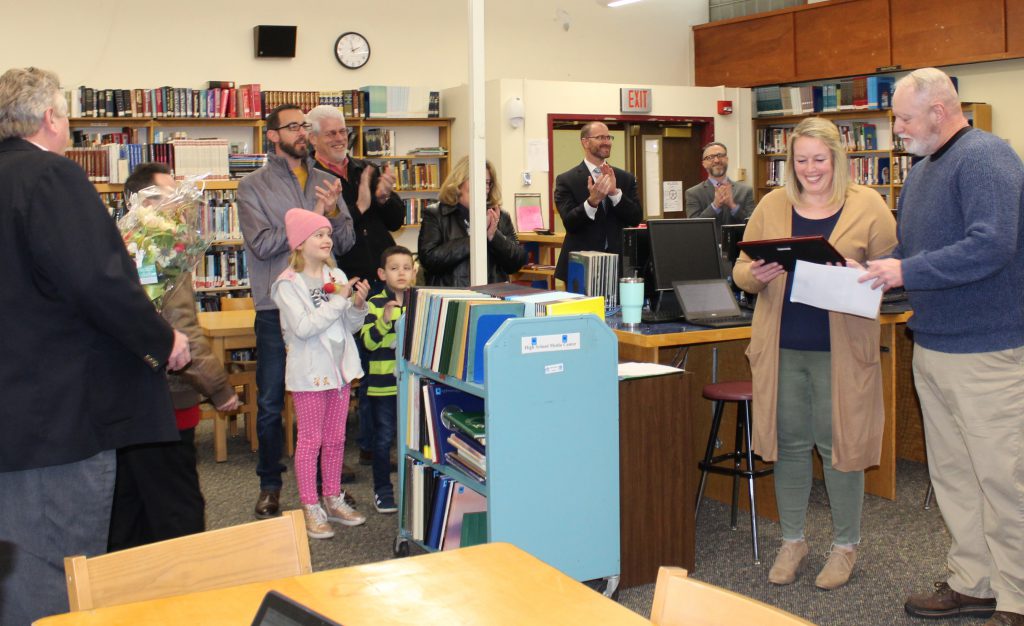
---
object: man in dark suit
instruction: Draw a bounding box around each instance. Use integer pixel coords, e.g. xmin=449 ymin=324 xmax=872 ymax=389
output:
xmin=685 ymin=141 xmax=754 ymax=235
xmin=553 ymin=122 xmax=643 ymax=283
xmin=0 ymin=67 xmax=190 ymax=625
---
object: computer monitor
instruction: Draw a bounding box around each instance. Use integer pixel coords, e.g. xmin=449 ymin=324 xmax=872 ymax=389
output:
xmin=642 ymin=218 xmax=723 ymax=321
xmin=647 ymin=218 xmax=722 ymax=291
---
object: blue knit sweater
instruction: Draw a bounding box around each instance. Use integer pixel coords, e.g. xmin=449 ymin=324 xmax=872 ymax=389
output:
xmin=895 ymin=128 xmax=1024 ymax=353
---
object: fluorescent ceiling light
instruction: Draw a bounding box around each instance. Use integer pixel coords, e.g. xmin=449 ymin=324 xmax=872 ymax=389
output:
xmin=607 ymin=0 xmax=643 ymax=6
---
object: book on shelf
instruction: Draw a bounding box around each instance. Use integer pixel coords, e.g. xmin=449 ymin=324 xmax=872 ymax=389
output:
xmin=459 ymin=511 xmax=488 ymax=548
xmin=442 ymin=483 xmax=486 ymax=550
xmin=566 ymin=250 xmax=618 ymax=308
xmin=360 ymin=85 xmax=439 ymax=118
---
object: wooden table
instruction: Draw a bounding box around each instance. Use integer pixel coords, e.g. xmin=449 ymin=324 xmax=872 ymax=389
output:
xmin=197 ymin=309 xmax=256 ymax=367
xmin=613 ymin=311 xmax=914 ymax=521
xmin=619 ymin=371 xmax=695 ymax=584
xmin=512 ymin=232 xmax=564 ymax=288
xmin=35 ymin=543 xmax=649 ymax=626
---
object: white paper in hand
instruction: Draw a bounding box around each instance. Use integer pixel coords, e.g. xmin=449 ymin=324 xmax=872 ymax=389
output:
xmin=790 ymin=259 xmax=883 ymax=319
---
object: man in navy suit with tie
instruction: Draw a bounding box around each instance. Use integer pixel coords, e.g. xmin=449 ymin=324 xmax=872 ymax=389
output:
xmin=553 ymin=122 xmax=642 ymax=283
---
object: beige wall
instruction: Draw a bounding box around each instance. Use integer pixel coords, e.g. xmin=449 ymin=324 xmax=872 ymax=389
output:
xmin=480 ymin=78 xmax=754 ymax=226
xmin=0 ymin=0 xmax=702 ymax=91
xmin=940 ymin=58 xmax=1024 ymax=154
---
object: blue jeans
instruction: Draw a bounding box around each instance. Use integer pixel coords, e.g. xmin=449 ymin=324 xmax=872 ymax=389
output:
xmin=255 ymin=309 xmax=287 ymax=491
xmin=355 ymin=278 xmax=386 ymax=453
xmin=366 ymin=394 xmax=398 ymax=496
xmin=0 ymin=450 xmax=116 ymax=625
xmin=355 ymin=338 xmax=374 ymax=452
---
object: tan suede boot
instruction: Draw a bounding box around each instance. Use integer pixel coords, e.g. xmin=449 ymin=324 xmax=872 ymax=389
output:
xmin=815 ymin=544 xmax=857 ymax=590
xmin=768 ymin=539 xmax=809 ymax=585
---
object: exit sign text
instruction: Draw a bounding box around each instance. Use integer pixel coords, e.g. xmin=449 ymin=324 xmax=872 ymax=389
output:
xmin=620 ymin=88 xmax=652 ymax=113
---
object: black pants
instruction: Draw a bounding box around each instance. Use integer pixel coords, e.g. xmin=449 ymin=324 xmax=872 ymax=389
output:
xmin=108 ymin=427 xmax=205 ymax=551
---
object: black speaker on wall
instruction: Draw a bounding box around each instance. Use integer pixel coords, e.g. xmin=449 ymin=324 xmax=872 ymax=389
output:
xmin=254 ymin=25 xmax=297 ymax=58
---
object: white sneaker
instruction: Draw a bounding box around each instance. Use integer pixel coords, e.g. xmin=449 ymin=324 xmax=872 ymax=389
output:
xmin=301 ymin=503 xmax=335 ymax=540
xmin=322 ymin=493 xmax=366 ymax=527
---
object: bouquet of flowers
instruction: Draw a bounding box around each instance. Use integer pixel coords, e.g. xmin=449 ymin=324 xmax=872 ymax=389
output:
xmin=117 ymin=176 xmax=213 ymax=306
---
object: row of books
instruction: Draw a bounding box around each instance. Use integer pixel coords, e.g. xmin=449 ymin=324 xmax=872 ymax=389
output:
xmin=890 ymin=155 xmax=916 ymax=185
xmin=754 ymin=75 xmax=895 ymax=117
xmin=762 ymin=155 xmax=914 ymax=188
xmin=402 ymin=286 xmax=606 ymax=384
xmin=195 ymin=248 xmax=249 ymax=289
xmin=402 ymin=460 xmax=486 ymax=550
xmin=417 ymin=378 xmax=487 ymax=477
xmin=757 ymin=121 xmax=882 ymax=155
xmin=837 ymin=122 xmax=879 ymax=151
xmin=566 ymin=251 xmax=619 ymax=308
xmin=764 ymin=159 xmax=788 ymax=188
xmin=168 ymin=139 xmax=231 ymax=180
xmin=64 ymin=145 xmax=129 ymax=184
xmin=260 ymin=87 xmax=441 ymax=119
xmin=69 ymin=83 xmax=262 ymax=119
xmin=201 ymin=190 xmax=243 ymax=241
xmin=228 ymin=153 xmax=267 ymax=177
xmin=391 ymin=160 xmax=440 ymax=190
xmin=848 ymin=156 xmax=891 ymax=186
xmin=402 ymin=197 xmax=431 ymax=225
xmin=362 ymin=128 xmax=396 ymax=157
xmin=360 ymin=85 xmax=441 ymax=119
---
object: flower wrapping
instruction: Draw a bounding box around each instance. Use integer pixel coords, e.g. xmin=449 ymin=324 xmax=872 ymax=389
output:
xmin=117 ymin=177 xmax=213 ymax=306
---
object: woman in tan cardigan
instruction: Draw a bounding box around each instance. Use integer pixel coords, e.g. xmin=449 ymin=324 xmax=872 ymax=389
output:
xmin=734 ymin=117 xmax=896 ymax=590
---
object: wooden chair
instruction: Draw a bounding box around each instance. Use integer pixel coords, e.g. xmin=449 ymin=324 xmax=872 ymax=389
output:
xmin=219 ymin=295 xmax=254 ymax=311
xmin=200 ymin=369 xmax=258 ymax=462
xmin=650 ymin=566 xmax=816 ymax=626
xmin=64 ymin=509 xmax=311 ymax=611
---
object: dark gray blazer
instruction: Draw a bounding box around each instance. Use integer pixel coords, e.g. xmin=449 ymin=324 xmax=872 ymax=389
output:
xmin=685 ymin=178 xmax=755 ymax=233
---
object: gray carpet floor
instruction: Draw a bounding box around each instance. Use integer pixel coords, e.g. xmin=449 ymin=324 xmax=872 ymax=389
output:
xmin=197 ymin=420 xmax=976 ymax=626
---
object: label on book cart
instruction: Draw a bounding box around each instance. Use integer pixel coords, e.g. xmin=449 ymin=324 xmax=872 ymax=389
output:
xmin=521 ymin=332 xmax=581 ymax=354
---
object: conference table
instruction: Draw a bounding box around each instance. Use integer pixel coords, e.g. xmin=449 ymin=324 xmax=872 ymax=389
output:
xmin=612 ymin=309 xmax=915 ymax=520
xmin=35 ymin=543 xmax=649 ymax=625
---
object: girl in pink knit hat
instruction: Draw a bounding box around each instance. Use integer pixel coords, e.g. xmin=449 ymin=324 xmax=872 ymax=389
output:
xmin=272 ymin=208 xmax=370 ymax=539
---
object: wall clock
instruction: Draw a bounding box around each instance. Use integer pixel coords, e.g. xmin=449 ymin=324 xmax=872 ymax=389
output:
xmin=335 ymin=32 xmax=370 ymax=69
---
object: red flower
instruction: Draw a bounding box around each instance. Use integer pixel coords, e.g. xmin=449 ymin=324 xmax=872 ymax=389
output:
xmin=173 ymin=242 xmax=186 ymax=252
xmin=323 ymin=282 xmax=336 ymax=294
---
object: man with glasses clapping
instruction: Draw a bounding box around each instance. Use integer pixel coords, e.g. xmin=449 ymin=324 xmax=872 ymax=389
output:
xmin=553 ymin=121 xmax=642 ymax=284
xmin=686 ymin=141 xmax=754 ymax=235
xmin=238 ymin=103 xmax=356 ymax=520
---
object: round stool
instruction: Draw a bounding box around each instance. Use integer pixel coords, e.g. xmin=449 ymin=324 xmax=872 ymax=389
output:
xmin=694 ymin=380 xmax=773 ymax=563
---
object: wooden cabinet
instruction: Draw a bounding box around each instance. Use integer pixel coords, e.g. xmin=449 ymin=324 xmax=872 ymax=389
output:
xmin=694 ymin=0 xmax=1024 ymax=88
xmin=793 ymin=0 xmax=890 ymax=79
xmin=694 ymin=11 xmax=795 ymax=87
xmin=890 ymin=0 xmax=1007 ymax=68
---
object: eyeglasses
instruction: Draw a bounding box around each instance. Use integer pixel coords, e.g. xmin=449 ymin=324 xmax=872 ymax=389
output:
xmin=272 ymin=122 xmax=313 ymax=133
xmin=702 ymin=153 xmax=728 ymax=162
xmin=584 ymin=135 xmax=615 ymax=142
xmin=316 ymin=129 xmax=348 ymax=139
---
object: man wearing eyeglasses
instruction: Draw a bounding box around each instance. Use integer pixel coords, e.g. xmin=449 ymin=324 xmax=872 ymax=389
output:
xmin=553 ymin=121 xmax=642 ymax=284
xmin=685 ymin=141 xmax=754 ymax=235
xmin=238 ymin=103 xmax=355 ymax=519
xmin=307 ymin=104 xmax=404 ymax=483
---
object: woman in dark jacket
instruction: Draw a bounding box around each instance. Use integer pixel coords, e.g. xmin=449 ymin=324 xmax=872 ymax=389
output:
xmin=418 ymin=157 xmax=526 ymax=287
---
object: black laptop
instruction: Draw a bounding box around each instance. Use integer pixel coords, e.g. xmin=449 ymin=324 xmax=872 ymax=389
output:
xmin=672 ymin=279 xmax=752 ymax=329
xmin=251 ymin=590 xmax=343 ymax=626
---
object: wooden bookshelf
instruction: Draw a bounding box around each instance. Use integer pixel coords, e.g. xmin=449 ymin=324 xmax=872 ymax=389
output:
xmin=752 ymin=103 xmax=992 ymax=210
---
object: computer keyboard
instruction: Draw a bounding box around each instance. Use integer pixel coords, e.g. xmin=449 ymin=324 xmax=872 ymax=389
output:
xmin=641 ymin=309 xmax=682 ymax=324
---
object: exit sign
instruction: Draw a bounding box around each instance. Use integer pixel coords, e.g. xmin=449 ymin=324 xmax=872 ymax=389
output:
xmin=620 ymin=88 xmax=652 ymax=113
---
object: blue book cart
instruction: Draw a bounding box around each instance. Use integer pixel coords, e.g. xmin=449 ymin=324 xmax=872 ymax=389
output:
xmin=395 ymin=314 xmax=621 ymax=592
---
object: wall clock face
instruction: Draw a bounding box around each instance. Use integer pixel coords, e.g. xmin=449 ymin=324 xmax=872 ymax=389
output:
xmin=335 ymin=32 xmax=370 ymax=69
